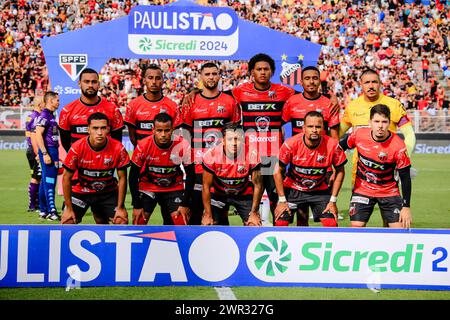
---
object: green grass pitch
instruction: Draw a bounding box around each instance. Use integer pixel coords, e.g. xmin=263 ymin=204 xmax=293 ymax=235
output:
xmin=0 ymin=150 xmax=449 ymax=300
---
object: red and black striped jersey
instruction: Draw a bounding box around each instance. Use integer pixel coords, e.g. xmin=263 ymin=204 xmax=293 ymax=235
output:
xmin=58 ymin=98 xmax=124 ymax=143
xmin=63 ymin=137 xmax=130 ymax=194
xmin=202 ymin=143 xmax=260 ymax=196
xmin=131 ymin=134 xmax=192 ymax=192
xmin=282 ymin=93 xmax=339 ymax=135
xmin=125 ymin=95 xmax=181 ymax=141
xmin=182 ymin=92 xmax=241 ymax=174
xmin=347 ymin=127 xmax=411 ymax=197
xmin=279 ymin=134 xmax=347 ymax=192
xmin=232 ymin=82 xmax=295 ymax=157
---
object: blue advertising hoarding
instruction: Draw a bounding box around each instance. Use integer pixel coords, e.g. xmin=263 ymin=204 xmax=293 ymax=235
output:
xmin=1 ymin=225 xmax=449 ymax=290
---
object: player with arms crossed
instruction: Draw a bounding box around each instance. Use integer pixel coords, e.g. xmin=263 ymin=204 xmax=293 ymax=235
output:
xmin=61 ymin=112 xmax=130 ymax=224
xmin=181 ymin=62 xmax=241 ymax=225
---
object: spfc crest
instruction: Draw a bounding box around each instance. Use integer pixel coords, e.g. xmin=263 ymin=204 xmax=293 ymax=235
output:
xmin=59 ymin=54 xmax=88 ymax=81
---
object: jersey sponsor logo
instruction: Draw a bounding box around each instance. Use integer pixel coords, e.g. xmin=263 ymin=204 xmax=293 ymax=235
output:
xmin=197 ymin=119 xmax=224 ymax=127
xmin=294 ymin=167 xmax=326 ymax=175
xmin=82 ymin=169 xmax=114 ymax=177
xmin=295 ymin=120 xmax=304 ymax=128
xmin=71 ymin=197 xmax=87 ymax=209
xmin=148 ymin=166 xmax=177 ymax=174
xmin=136 ymin=111 xmax=150 ymax=116
xmin=59 ymin=54 xmax=88 ymax=81
xmin=75 ymin=126 xmax=88 ymax=134
xmin=219 ymin=178 xmax=246 ymax=185
xmin=204 ymin=131 xmax=221 ymax=148
xmin=91 ymin=181 xmax=106 ymax=191
xmin=155 ymin=178 xmax=173 ymax=187
xmin=351 ymin=196 xmax=370 ymax=204
xmin=139 ymin=122 xmax=154 ymax=130
xmin=248 ymin=104 xmax=276 ymax=111
xmin=249 ymin=135 xmax=276 ymax=143
xmin=255 ymin=116 xmax=270 ymax=132
xmin=359 ymin=156 xmax=385 ymax=170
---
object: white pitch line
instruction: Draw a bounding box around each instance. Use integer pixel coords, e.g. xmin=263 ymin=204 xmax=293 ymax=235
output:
xmin=214 ymin=286 xmax=237 ymax=300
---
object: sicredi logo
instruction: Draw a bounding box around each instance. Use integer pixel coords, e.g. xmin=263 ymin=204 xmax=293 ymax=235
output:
xmin=129 ymin=6 xmax=238 ymax=36
xmin=59 ymin=54 xmax=88 ymax=81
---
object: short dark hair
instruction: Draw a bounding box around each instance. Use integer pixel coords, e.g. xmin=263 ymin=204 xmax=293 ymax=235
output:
xmin=200 ymin=62 xmax=219 ymax=72
xmin=370 ymin=104 xmax=391 ymax=120
xmin=301 ymin=66 xmax=320 ymax=78
xmin=154 ymin=112 xmax=173 ymax=126
xmin=248 ymin=53 xmax=275 ymax=73
xmin=221 ymin=122 xmax=244 ymax=136
xmin=360 ymin=68 xmax=379 ymax=80
xmin=79 ymin=68 xmax=99 ymax=81
xmin=142 ymin=64 xmax=162 ymax=78
xmin=44 ymin=91 xmax=58 ymax=104
xmin=304 ymin=110 xmax=324 ymax=122
xmin=88 ymin=112 xmax=109 ymax=125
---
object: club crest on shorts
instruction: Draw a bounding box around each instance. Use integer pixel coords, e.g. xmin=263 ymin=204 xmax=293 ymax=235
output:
xmin=59 ymin=54 xmax=88 ymax=81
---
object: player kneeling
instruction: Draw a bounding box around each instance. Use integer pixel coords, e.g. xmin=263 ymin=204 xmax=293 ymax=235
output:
xmin=129 ymin=113 xmax=194 ymax=225
xmin=201 ymin=123 xmax=263 ymax=226
xmin=61 ymin=112 xmax=130 ymax=224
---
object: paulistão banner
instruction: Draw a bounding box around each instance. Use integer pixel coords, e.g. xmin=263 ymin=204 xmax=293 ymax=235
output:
xmin=0 ymin=225 xmax=449 ymax=290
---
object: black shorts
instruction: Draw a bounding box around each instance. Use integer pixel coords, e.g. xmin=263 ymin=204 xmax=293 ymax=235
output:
xmin=210 ymin=193 xmax=253 ymax=225
xmin=348 ymin=193 xmax=403 ymax=224
xmin=26 ymin=147 xmax=41 ymax=180
xmin=261 ymin=156 xmax=278 ymax=206
xmin=189 ymin=174 xmax=204 ymax=225
xmin=71 ymin=191 xmax=118 ymax=223
xmin=140 ymin=190 xmax=184 ymax=225
xmin=280 ymin=188 xmax=334 ymax=223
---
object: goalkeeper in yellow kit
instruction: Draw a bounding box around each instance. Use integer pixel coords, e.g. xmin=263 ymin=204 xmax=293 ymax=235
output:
xmin=339 ymin=69 xmax=416 ymax=225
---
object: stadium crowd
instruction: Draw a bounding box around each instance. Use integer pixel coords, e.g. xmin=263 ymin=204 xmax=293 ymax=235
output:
xmin=0 ymin=0 xmax=449 ymax=111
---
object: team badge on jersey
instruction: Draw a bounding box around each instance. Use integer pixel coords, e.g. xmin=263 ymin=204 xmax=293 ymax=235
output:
xmin=217 ymin=105 xmax=225 ymax=113
xmin=59 ymin=54 xmax=88 ymax=81
xmin=268 ymin=90 xmax=277 ymax=99
xmin=237 ymin=165 xmax=246 ymax=174
xmin=103 ymin=156 xmax=113 ymax=166
xmin=316 ymin=154 xmax=326 ymax=163
xmin=378 ymin=151 xmax=388 ymax=161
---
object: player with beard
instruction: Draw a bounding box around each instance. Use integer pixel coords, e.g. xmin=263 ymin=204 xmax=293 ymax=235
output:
xmin=61 ymin=112 xmax=130 ymax=225
xmin=125 ymin=64 xmax=181 ymax=147
xmin=282 ymin=66 xmax=341 ymax=224
xmin=58 ymin=68 xmax=124 ymax=152
xmin=274 ymin=111 xmax=347 ymax=227
xmin=181 ymin=62 xmax=241 ymax=225
xmin=339 ymin=104 xmax=412 ymax=229
xmin=202 ymin=123 xmax=263 ymax=226
xmin=129 ymin=113 xmax=195 ymax=225
xmin=183 ymin=54 xmax=295 ymax=224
